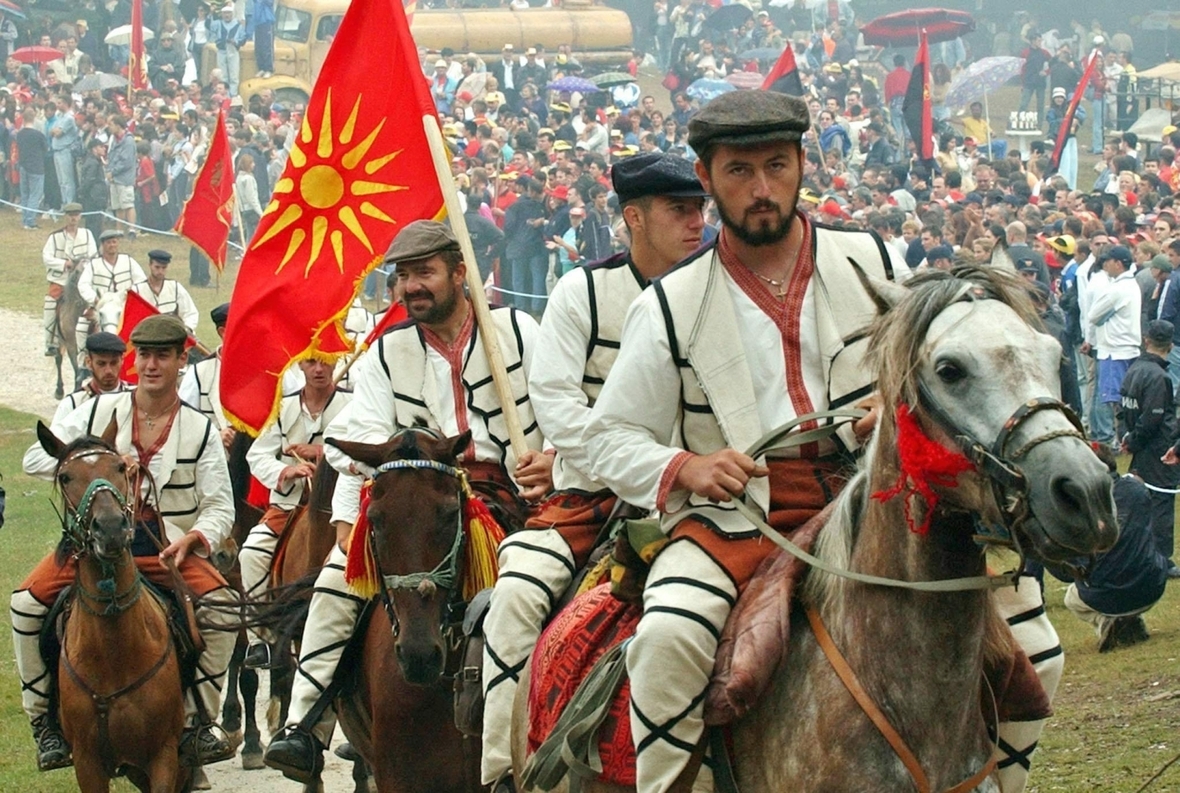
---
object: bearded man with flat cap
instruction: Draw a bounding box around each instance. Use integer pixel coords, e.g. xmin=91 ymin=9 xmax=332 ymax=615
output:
xmin=15 ymin=314 xmax=238 ymax=771
xmin=264 ymin=219 xmax=555 ymax=782
xmin=480 ymin=152 xmax=709 ymax=790
xmin=584 ymin=90 xmax=1061 ymax=793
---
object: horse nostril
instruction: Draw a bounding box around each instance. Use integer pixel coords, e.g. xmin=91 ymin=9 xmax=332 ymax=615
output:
xmin=1050 ymin=475 xmax=1085 ymax=515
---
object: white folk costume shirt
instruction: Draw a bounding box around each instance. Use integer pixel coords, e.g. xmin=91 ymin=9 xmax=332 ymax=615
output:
xmin=180 ymin=353 xmax=229 ymax=430
xmin=247 ymin=389 xmax=352 ymax=509
xmin=50 ymin=381 xmax=131 ymax=428
xmin=78 ymin=253 xmax=147 ymax=305
xmin=132 ymin=279 xmax=201 ymax=332
xmin=346 ymin=304 xmax=544 ymax=474
xmin=43 ymin=227 xmax=98 ymax=285
xmin=22 ymin=392 xmax=234 ymax=553
xmin=586 ymin=216 xmax=909 ymax=536
xmin=529 ymin=253 xmax=645 ymax=492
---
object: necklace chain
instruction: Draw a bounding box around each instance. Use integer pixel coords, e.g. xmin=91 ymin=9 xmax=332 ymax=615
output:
xmin=138 ymin=399 xmax=178 ymax=430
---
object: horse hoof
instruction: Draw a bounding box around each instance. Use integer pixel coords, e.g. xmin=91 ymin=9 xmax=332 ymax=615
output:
xmin=241 ymin=751 xmax=265 ymax=771
xmin=226 ymin=729 xmax=244 ymax=751
xmin=192 ymin=767 xmax=212 ymax=790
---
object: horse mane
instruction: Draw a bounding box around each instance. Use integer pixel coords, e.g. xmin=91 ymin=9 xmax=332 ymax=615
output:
xmin=308 ymin=455 xmax=340 ymax=515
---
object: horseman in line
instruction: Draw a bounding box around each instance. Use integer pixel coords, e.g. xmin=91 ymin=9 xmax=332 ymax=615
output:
xmin=15 ymin=314 xmax=239 ymax=771
xmin=581 ymin=91 xmax=1062 ymax=793
xmin=480 ymin=152 xmax=710 ymax=792
xmin=238 ymin=357 xmax=352 ymax=669
xmin=41 ymin=202 xmax=96 ymax=358
xmin=131 ymin=250 xmax=201 ymax=334
xmin=263 ymin=220 xmax=555 ymax=782
xmin=35 ymin=332 xmax=132 ymax=431
xmin=76 ymin=230 xmax=147 ymax=368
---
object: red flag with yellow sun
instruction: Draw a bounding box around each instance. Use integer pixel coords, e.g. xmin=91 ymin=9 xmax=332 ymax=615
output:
xmin=220 ymin=0 xmax=443 ymax=434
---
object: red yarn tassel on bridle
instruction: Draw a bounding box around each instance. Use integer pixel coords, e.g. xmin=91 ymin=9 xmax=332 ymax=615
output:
xmin=872 ymin=404 xmax=976 ymax=535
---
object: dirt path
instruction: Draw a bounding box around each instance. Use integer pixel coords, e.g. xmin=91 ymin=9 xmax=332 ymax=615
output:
xmin=0 ymin=307 xmax=362 ymax=791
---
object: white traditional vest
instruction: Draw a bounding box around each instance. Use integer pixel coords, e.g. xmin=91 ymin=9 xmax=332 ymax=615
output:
xmin=55 ymin=381 xmax=130 ymax=425
xmin=265 ymin=389 xmax=352 ymax=508
xmin=132 ymin=279 xmax=183 ymax=316
xmin=190 ymin=356 xmax=229 ymax=431
xmin=82 ymin=392 xmax=220 ymax=542
xmin=654 ymin=223 xmax=898 ymax=536
xmin=45 ymin=228 xmax=97 ymax=285
xmin=374 ymin=306 xmax=543 ymax=472
xmin=87 ymin=254 xmax=139 ymax=298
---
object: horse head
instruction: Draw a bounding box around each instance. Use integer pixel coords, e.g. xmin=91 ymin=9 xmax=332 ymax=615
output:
xmin=864 ymin=265 xmax=1117 ymax=565
xmin=95 ymin=291 xmax=126 ymax=334
xmin=327 ymin=427 xmax=473 ymax=687
xmin=38 ymin=419 xmax=135 ymax=564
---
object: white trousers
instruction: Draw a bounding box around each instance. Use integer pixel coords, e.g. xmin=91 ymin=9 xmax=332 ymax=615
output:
xmin=239 ymin=515 xmax=285 ymax=646
xmin=481 ymin=528 xmax=577 ymax=785
xmin=284 ymin=545 xmax=361 ymax=746
xmin=10 ymin=585 xmax=238 ymax=727
xmin=43 ymin=294 xmax=58 ymax=350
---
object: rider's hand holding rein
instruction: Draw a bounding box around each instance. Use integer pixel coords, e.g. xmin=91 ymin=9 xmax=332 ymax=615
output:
xmin=676 ymin=449 xmax=769 ymax=503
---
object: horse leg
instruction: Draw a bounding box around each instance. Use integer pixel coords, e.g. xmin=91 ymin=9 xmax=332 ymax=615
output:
xmin=240 ymin=665 xmax=264 ymax=770
xmin=222 ymin=641 xmax=244 ymax=742
xmin=352 ymin=758 xmax=375 ymax=793
xmin=302 ymin=773 xmax=326 ymax=793
xmin=143 ymin=747 xmax=180 ymax=793
xmin=190 ymin=766 xmax=210 ymax=790
xmin=72 ymin=753 xmax=112 ymax=793
xmin=53 ymin=350 xmax=64 ymax=400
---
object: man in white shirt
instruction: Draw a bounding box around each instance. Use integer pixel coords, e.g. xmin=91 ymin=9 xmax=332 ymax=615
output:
xmin=131 ymin=250 xmax=200 ymax=332
xmin=1077 ymin=234 xmax=1110 ymax=438
xmin=41 ymin=203 xmax=97 ymax=356
xmin=76 ymin=230 xmax=147 ymax=353
xmin=1087 ymin=244 xmax=1142 ymax=444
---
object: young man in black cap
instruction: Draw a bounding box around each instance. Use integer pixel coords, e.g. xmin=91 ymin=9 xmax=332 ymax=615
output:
xmin=1120 ymin=319 xmax=1180 ymax=576
xmin=585 ymin=89 xmax=1057 ymax=793
xmin=44 ymin=331 xmax=130 ymax=427
xmin=76 ymin=229 xmax=146 ymax=355
xmin=264 ymin=220 xmax=554 ymax=781
xmin=41 ymin=202 xmax=97 ymax=356
xmin=16 ymin=314 xmax=238 ymax=770
xmin=479 ymin=152 xmax=708 ymax=789
xmin=131 ymin=249 xmax=200 ymax=332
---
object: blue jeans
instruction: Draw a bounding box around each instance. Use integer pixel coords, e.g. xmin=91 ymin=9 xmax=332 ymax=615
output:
xmin=19 ymin=168 xmax=43 ymax=228
xmin=53 ymin=149 xmax=76 ymax=205
xmin=1019 ymin=82 xmax=1046 ymax=117
xmin=1090 ymin=98 xmax=1105 ymax=153
xmin=254 ymin=23 xmax=274 ymax=72
xmin=510 ymin=253 xmax=547 ymax=315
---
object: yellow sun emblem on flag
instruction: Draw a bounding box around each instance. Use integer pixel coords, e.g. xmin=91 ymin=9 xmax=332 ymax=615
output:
xmin=254 ymin=89 xmax=407 ymax=276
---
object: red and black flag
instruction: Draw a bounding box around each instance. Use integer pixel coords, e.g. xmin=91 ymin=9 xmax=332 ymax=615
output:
xmin=761 ymin=44 xmax=803 ymax=96
xmin=902 ymin=29 xmax=933 ymax=160
xmin=1050 ymin=49 xmax=1100 ymax=173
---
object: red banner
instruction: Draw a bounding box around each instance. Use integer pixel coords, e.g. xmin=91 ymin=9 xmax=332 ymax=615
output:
xmin=116 ymin=291 xmax=160 ymax=383
xmin=761 ymin=45 xmax=802 ymax=96
xmin=174 ymin=110 xmax=235 ymax=271
xmin=1050 ymin=50 xmax=1100 ymax=174
xmin=219 ymin=0 xmax=444 ymax=435
xmin=129 ymin=0 xmax=148 ymax=91
xmin=361 ymin=302 xmax=408 ymax=351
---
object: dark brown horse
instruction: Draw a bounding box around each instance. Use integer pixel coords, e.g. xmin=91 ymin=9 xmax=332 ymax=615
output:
xmin=51 ymin=267 xmax=87 ymax=399
xmin=327 ymin=428 xmax=482 ymax=793
xmin=39 ymin=421 xmax=191 ymax=793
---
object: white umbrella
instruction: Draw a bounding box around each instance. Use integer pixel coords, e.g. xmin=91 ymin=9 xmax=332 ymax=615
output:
xmin=104 ymin=25 xmax=155 ymax=46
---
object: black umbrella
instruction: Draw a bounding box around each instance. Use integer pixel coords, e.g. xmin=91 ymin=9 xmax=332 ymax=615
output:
xmin=702 ymin=4 xmax=753 ymax=33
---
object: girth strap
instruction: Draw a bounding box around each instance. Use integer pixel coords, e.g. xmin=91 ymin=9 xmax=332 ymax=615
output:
xmin=806 ymin=606 xmax=997 ymax=793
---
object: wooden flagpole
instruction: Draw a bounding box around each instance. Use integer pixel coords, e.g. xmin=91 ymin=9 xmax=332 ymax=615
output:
xmin=422 ymin=116 xmax=529 ymax=457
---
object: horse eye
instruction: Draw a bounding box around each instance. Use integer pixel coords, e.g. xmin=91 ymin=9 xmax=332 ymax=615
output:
xmin=116 ymin=462 xmax=127 ymax=474
xmin=57 ymin=473 xmax=71 ymax=485
xmin=935 ymin=360 xmax=967 ymax=384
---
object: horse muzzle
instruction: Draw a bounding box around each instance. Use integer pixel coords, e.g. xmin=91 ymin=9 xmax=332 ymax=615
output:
xmin=395 ymin=640 xmax=445 ymax=686
xmin=1020 ymin=442 xmax=1118 ymax=561
xmin=89 ymin=515 xmax=134 ymax=561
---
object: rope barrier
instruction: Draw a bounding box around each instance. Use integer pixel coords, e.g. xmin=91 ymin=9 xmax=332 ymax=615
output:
xmin=488 ymin=285 xmax=551 ymax=301
xmin=1142 ymin=482 xmax=1180 ymax=495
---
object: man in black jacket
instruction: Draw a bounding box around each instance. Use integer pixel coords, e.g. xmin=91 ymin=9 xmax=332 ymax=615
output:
xmin=1120 ymin=319 xmax=1180 ymax=575
xmin=501 ymin=176 xmax=547 ymax=314
xmin=78 ymin=137 xmax=107 ymax=236
xmin=148 ymin=32 xmax=186 ymax=91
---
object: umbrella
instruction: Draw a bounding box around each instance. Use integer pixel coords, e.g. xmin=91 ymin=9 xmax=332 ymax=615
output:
xmin=739 ymin=47 xmax=784 ymax=61
xmin=11 ymin=46 xmax=62 ymax=65
xmin=945 ymin=56 xmax=1023 ymax=109
xmin=75 ymin=72 xmax=128 ymax=93
xmin=702 ymin=4 xmax=753 ymax=33
xmin=546 ymin=76 xmax=599 ymax=94
xmin=0 ymin=0 xmax=25 ymax=19
xmin=590 ymin=71 xmax=636 ymax=88
xmin=104 ymin=24 xmax=155 ymax=46
xmin=860 ymin=8 xmax=975 ymax=47
xmin=725 ymin=71 xmax=764 ymax=89
xmin=686 ymin=77 xmax=735 ymax=104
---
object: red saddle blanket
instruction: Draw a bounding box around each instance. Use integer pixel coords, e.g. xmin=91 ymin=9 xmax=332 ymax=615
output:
xmin=528 ymin=556 xmax=1051 ymax=788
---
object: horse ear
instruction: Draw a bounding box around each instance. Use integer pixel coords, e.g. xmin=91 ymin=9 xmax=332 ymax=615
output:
xmin=37 ymin=421 xmax=67 ymax=460
xmin=100 ymin=417 xmax=118 ymax=448
xmin=849 ymin=257 xmax=909 ymax=314
xmin=325 ymin=437 xmax=396 ymax=469
xmin=447 ymin=430 xmax=473 ymax=464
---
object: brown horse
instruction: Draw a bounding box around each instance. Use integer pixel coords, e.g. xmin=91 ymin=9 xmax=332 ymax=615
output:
xmin=38 ymin=421 xmax=190 ymax=793
xmin=327 ymin=428 xmax=482 ymax=793
xmin=52 ymin=267 xmax=87 ymax=399
xmin=512 ymin=267 xmax=1117 ymax=792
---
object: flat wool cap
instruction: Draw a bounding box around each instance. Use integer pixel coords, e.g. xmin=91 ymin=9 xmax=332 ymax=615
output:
xmin=130 ymin=314 xmax=188 ymax=348
xmin=99 ymin=229 xmax=124 ymax=242
xmin=62 ymin=202 xmax=82 ymax=214
xmin=383 ymin=220 xmax=460 ymax=265
xmin=147 ymin=248 xmax=172 ymax=263
xmin=612 ymin=152 xmax=707 ymax=206
xmin=688 ymin=91 xmax=810 ymax=152
xmin=210 ymin=302 xmax=230 ymax=327
xmin=85 ymin=331 xmax=126 ymax=354
xmin=1147 ymin=320 xmax=1175 ymax=346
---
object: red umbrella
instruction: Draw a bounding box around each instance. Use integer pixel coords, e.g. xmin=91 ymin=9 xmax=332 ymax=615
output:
xmin=11 ymin=45 xmax=63 ymax=65
xmin=860 ymin=8 xmax=974 ymax=47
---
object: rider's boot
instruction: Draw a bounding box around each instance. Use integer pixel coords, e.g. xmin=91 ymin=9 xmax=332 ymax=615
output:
xmin=243 ymin=642 xmax=272 ymax=670
xmin=31 ymin=715 xmax=72 ymax=771
xmin=180 ymin=723 xmax=235 ymax=767
xmin=265 ymin=725 xmax=325 ymax=783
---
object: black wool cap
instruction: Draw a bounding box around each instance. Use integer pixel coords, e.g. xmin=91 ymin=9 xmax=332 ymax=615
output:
xmin=611 ymin=153 xmax=707 ymax=206
xmin=687 ymin=91 xmax=810 ymax=154
xmin=147 ymin=249 xmax=172 ymax=263
xmin=1147 ymin=320 xmax=1175 ymax=346
xmin=85 ymin=331 xmax=127 ymax=355
xmin=210 ymin=302 xmax=230 ymax=327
